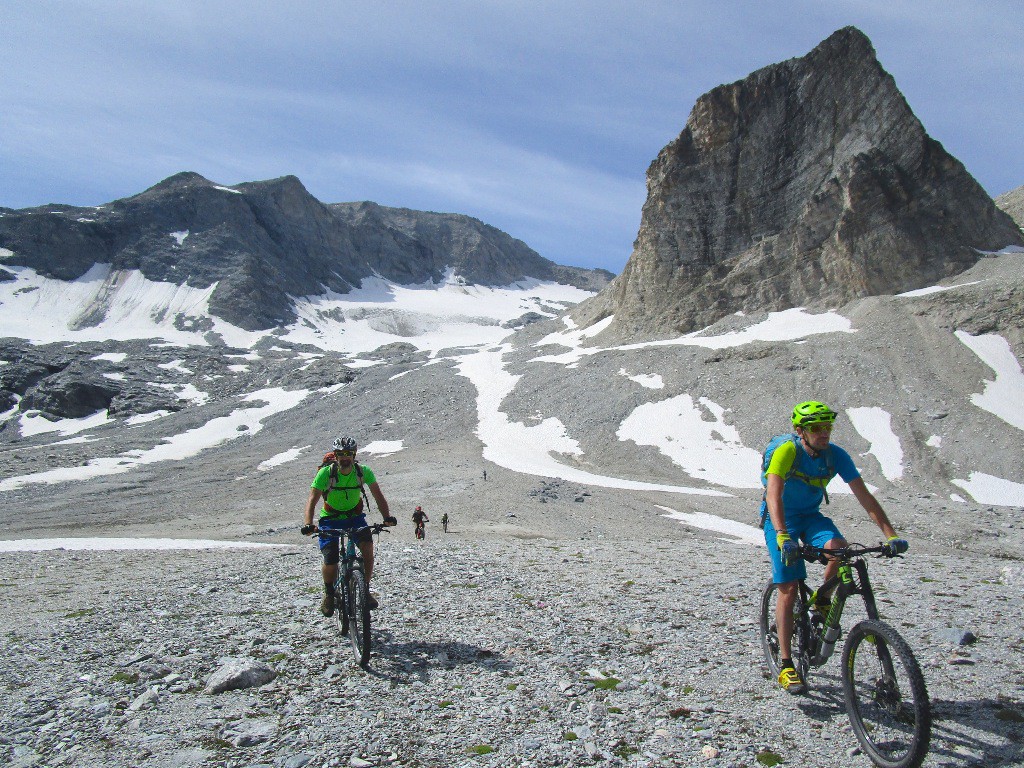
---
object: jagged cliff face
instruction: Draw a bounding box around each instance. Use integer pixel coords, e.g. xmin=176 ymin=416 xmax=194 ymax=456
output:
xmin=0 ymin=173 xmax=611 ymax=331
xmin=576 ymin=26 xmax=1024 ymax=339
xmin=996 ymin=185 xmax=1024 ymax=229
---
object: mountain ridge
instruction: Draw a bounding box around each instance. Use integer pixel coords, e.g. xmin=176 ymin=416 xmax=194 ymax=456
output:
xmin=0 ymin=172 xmax=612 ymax=331
xmin=996 ymin=184 xmax=1024 ymax=229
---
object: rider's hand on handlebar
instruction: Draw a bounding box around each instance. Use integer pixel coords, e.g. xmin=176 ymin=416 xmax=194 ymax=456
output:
xmin=300 ymin=524 xmax=317 ymax=536
xmin=882 ymin=536 xmax=908 ymax=557
xmin=777 ymin=531 xmax=799 ymax=567
xmin=383 ymin=516 xmax=398 ymax=527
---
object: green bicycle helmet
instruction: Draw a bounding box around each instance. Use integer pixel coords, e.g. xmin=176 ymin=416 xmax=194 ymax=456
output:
xmin=792 ymin=400 xmax=837 ymax=428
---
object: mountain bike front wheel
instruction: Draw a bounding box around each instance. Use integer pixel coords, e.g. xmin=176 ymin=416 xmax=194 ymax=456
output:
xmin=759 ymin=581 xmax=810 ymax=685
xmin=347 ymin=567 xmax=372 ymax=666
xmin=336 ymin=580 xmax=349 ymax=637
xmin=842 ymin=619 xmax=931 ymax=768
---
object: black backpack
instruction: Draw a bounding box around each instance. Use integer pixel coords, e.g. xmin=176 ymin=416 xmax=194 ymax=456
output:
xmin=318 ymin=452 xmax=368 ymax=513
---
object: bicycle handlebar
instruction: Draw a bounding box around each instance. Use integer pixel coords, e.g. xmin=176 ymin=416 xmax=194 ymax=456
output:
xmin=798 ymin=542 xmax=897 ymax=563
xmin=305 ymin=523 xmax=392 ymax=538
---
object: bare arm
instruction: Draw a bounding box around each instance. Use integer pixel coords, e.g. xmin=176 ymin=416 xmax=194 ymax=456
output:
xmin=304 ymin=488 xmax=322 ymax=527
xmin=848 ymin=477 xmax=898 ymax=539
xmin=766 ymin=473 xmax=787 ymax=534
xmin=368 ymin=482 xmax=390 ymax=518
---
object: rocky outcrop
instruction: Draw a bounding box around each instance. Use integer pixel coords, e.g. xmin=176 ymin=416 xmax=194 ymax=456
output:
xmin=996 ymin=185 xmax=1024 ymax=229
xmin=0 ymin=174 xmax=611 ymax=331
xmin=329 ymin=202 xmax=613 ymax=291
xmin=19 ymin=367 xmax=122 ymax=419
xmin=574 ymin=27 xmax=1024 ymax=339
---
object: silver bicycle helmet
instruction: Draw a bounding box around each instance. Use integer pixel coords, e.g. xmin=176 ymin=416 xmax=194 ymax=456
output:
xmin=332 ymin=436 xmax=357 ymax=453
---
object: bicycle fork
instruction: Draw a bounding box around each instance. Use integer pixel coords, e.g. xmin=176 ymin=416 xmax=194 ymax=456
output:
xmin=335 ymin=540 xmax=361 ymax=615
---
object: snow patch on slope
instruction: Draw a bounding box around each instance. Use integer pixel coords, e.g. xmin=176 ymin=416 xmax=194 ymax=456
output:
xmin=618 ymin=395 xmax=762 ymax=488
xmin=0 ymin=388 xmax=309 ymax=492
xmin=956 ymin=331 xmax=1024 ymax=431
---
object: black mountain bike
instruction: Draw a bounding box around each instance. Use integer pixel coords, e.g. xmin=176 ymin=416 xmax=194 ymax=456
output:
xmin=312 ymin=524 xmax=389 ymax=666
xmin=759 ymin=543 xmax=931 ymax=768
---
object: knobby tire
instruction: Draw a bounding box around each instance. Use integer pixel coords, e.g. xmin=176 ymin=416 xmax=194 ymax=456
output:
xmin=348 ymin=568 xmax=372 ymax=666
xmin=842 ymin=619 xmax=931 ymax=768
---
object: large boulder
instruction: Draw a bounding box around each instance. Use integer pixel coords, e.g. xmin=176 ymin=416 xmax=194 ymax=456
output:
xmin=575 ymin=27 xmax=1024 ymax=340
xmin=203 ymin=657 xmax=277 ymax=694
xmin=21 ymin=370 xmax=120 ymax=419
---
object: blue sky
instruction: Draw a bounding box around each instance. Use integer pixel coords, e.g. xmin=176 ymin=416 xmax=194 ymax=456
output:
xmin=2 ymin=1 xmax=1021 ymax=273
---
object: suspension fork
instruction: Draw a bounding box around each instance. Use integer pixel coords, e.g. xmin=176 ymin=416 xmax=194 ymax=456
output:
xmin=337 ymin=536 xmax=359 ymax=607
xmin=847 ymin=559 xmax=900 ymax=679
xmin=851 ymin=559 xmax=882 ymax=620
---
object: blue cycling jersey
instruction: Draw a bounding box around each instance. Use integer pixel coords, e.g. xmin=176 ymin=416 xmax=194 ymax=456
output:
xmin=764 ymin=438 xmax=861 ymax=514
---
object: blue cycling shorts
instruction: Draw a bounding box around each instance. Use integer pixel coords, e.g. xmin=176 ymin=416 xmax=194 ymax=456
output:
xmin=763 ymin=510 xmax=843 ymax=584
xmin=318 ymin=514 xmax=370 ymax=565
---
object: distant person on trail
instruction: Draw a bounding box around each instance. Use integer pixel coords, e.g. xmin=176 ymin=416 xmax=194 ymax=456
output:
xmin=301 ymin=437 xmax=396 ymax=615
xmin=413 ymin=505 xmax=429 ymax=540
xmin=761 ymin=401 xmax=907 ymax=695
xmin=442 ymin=512 xmax=449 ymax=533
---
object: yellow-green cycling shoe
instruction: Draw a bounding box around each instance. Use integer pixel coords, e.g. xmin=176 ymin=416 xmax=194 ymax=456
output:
xmin=778 ymin=666 xmax=807 ymax=694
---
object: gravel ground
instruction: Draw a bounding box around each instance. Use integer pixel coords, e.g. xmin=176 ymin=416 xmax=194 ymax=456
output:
xmin=2 ymin=253 xmax=1023 ymax=768
xmin=2 ymin=518 xmax=1021 ymax=768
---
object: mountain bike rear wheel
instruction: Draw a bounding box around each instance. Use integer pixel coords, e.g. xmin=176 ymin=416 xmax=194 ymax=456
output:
xmin=842 ymin=619 xmax=931 ymax=768
xmin=347 ymin=567 xmax=372 ymax=666
xmin=759 ymin=581 xmax=810 ymax=685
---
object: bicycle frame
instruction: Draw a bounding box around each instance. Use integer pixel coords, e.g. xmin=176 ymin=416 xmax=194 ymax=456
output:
xmin=322 ymin=529 xmax=367 ymax=605
xmin=313 ymin=524 xmax=388 ymax=665
xmin=760 ymin=543 xmax=931 ymax=768
xmin=341 ymin=532 xmax=361 ymax=571
xmin=804 ymin=551 xmax=883 ymax=667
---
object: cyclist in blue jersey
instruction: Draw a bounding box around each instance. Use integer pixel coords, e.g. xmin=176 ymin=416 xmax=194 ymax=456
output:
xmin=762 ymin=401 xmax=908 ymax=694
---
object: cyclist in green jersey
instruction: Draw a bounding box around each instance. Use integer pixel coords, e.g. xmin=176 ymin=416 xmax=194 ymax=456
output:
xmin=301 ymin=437 xmax=396 ymax=614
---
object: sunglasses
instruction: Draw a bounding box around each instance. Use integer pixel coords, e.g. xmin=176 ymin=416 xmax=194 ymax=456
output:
xmin=804 ymin=423 xmax=833 ymax=433
xmin=336 ymin=450 xmax=356 ymax=457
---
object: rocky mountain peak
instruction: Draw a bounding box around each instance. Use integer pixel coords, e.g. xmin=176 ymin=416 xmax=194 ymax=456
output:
xmin=575 ymin=26 xmax=1024 ymax=340
xmin=136 ymin=170 xmax=212 ymax=195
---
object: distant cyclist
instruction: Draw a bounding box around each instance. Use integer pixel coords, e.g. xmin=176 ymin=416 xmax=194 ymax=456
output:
xmin=761 ymin=401 xmax=907 ymax=694
xmin=301 ymin=437 xmax=396 ymax=614
xmin=442 ymin=512 xmax=449 ymax=533
xmin=413 ymin=505 xmax=429 ymax=540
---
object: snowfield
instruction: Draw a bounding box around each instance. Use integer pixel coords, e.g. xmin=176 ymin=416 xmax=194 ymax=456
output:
xmin=1 ymin=270 xmax=1023 ymax=509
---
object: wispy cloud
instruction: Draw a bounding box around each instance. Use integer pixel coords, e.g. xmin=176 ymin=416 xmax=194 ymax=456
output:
xmin=2 ymin=1 xmax=1021 ymax=270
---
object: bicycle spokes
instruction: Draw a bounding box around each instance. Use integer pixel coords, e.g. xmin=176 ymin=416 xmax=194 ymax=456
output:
xmin=843 ymin=621 xmax=930 ymax=768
